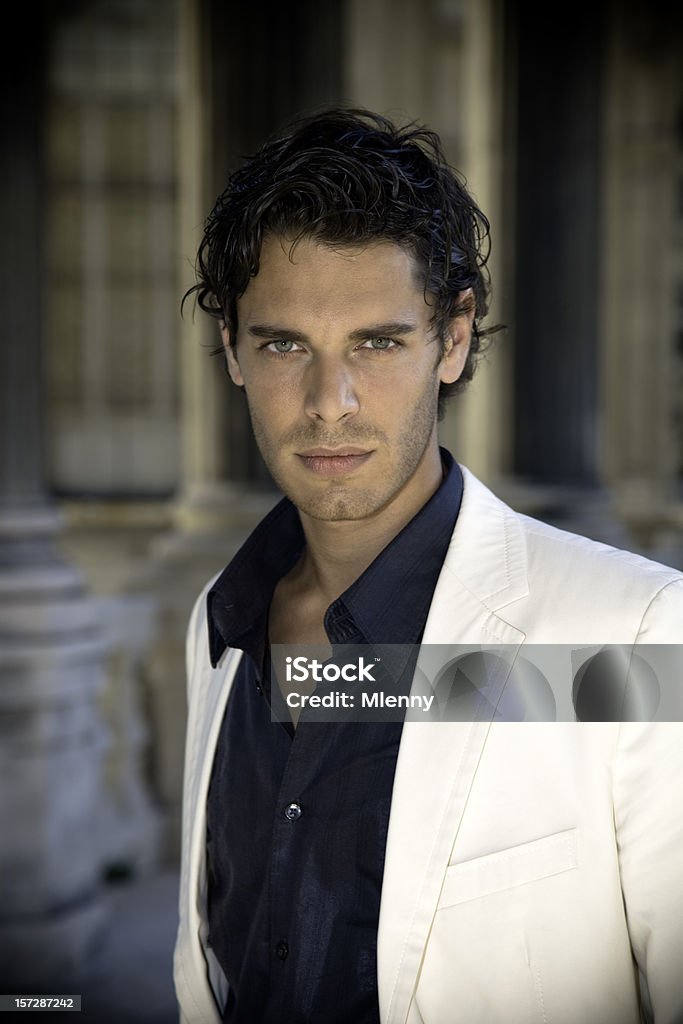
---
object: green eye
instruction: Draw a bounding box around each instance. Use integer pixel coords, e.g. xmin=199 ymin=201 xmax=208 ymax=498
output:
xmin=367 ymin=337 xmax=394 ymax=350
xmin=270 ymin=339 xmax=295 ymax=353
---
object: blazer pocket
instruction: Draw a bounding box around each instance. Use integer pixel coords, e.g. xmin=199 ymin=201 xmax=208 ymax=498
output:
xmin=438 ymin=827 xmax=578 ymax=909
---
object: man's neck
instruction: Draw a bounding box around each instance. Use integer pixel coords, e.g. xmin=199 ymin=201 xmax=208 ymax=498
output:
xmin=268 ymin=441 xmax=447 ymax=648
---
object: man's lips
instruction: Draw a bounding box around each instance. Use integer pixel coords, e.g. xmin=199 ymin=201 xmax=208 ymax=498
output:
xmin=296 ymin=447 xmax=374 ymax=477
xmin=299 ymin=447 xmax=370 ymax=457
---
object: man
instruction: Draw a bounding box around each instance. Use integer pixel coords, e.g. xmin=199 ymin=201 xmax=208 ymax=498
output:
xmin=174 ymin=109 xmax=683 ymax=1024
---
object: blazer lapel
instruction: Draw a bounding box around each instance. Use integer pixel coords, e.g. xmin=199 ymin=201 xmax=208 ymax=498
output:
xmin=186 ymin=647 xmax=243 ymax=864
xmin=377 ymin=466 xmax=529 ymax=1024
xmin=181 ymin=645 xmax=243 ymax=1018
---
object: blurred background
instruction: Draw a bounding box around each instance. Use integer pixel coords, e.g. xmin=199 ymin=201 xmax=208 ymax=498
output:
xmin=1 ymin=0 xmax=682 ymax=1020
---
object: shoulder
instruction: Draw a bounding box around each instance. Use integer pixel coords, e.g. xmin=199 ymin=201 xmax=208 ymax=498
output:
xmin=457 ymin=465 xmax=683 ymax=641
xmin=518 ymin=508 xmax=681 ymax=593
xmin=518 ymin=510 xmax=683 ymax=638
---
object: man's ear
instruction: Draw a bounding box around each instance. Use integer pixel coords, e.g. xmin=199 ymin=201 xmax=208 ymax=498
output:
xmin=439 ymin=288 xmax=475 ymax=385
xmin=219 ymin=321 xmax=244 ymax=387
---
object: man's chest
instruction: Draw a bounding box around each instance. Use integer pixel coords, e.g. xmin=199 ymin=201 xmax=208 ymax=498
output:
xmin=205 ymin=659 xmax=404 ymax=1021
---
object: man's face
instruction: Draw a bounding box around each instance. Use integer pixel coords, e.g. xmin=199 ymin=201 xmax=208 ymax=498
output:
xmin=223 ymin=235 xmax=470 ymax=523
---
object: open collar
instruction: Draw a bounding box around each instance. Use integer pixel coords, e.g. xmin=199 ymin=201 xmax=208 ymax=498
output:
xmin=207 ymin=449 xmax=465 ymax=664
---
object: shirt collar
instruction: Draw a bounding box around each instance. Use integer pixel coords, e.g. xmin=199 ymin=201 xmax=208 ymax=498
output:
xmin=207 ymin=499 xmax=305 ymax=668
xmin=207 ymin=448 xmax=463 ymax=667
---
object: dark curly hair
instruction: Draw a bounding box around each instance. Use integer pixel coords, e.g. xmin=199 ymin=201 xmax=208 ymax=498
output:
xmin=185 ymin=107 xmax=499 ymax=413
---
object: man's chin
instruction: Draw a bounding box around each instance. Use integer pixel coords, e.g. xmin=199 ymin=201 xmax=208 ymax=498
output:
xmin=289 ymin=488 xmax=385 ymax=523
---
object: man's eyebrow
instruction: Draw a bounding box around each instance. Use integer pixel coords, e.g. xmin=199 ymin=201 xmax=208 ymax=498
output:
xmin=348 ymin=321 xmax=418 ymax=341
xmin=246 ymin=322 xmax=419 ymax=343
xmin=246 ymin=325 xmax=308 ymax=342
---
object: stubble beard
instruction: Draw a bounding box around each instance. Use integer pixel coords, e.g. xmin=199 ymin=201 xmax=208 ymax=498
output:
xmin=247 ymin=373 xmax=442 ymax=522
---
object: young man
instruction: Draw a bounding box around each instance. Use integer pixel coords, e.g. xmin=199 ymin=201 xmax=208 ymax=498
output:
xmin=174 ymin=110 xmax=683 ymax=1024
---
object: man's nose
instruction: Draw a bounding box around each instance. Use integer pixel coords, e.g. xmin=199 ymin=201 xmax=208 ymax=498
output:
xmin=303 ymin=357 xmax=360 ymax=423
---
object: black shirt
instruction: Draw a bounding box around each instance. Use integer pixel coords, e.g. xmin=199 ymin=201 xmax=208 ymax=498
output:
xmin=206 ymin=450 xmax=463 ymax=1023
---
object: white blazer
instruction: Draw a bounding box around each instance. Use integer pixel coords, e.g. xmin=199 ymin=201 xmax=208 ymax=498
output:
xmin=174 ymin=466 xmax=683 ymax=1024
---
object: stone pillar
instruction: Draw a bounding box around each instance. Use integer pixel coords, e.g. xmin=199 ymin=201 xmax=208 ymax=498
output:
xmin=172 ymin=0 xmax=269 ymax=536
xmin=174 ymin=0 xmax=237 ymax=536
xmin=510 ymin=1 xmax=603 ymax=487
xmin=95 ymin=593 xmax=163 ymax=876
xmin=0 ymin=12 xmax=108 ymax=988
xmin=601 ymin=1 xmax=683 ymax=560
xmin=343 ymin=0 xmax=509 ymax=481
xmin=447 ymin=0 xmax=509 ymax=482
xmin=141 ymin=0 xmax=274 ymax=861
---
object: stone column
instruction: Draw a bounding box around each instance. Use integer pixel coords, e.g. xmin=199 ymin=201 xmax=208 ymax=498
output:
xmin=601 ymin=1 xmax=683 ymax=560
xmin=141 ymin=0 xmax=274 ymax=861
xmin=447 ymin=0 xmax=510 ymax=482
xmin=510 ymin=2 xmax=603 ymax=487
xmin=344 ymin=0 xmax=509 ymax=481
xmin=173 ymin=0 xmax=267 ymax=537
xmin=0 ymin=13 xmax=108 ymax=988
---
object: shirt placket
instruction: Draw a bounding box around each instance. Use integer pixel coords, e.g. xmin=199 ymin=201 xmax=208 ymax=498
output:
xmin=265 ymin=718 xmax=321 ymax=1019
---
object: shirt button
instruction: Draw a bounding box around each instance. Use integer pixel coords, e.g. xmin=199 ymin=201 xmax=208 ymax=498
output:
xmin=275 ymin=940 xmax=289 ymax=960
xmin=284 ymin=802 xmax=302 ymax=821
xmin=255 ymin=682 xmax=263 ymax=694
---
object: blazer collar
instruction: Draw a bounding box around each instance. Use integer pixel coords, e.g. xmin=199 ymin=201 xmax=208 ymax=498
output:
xmin=378 ymin=465 xmax=529 ymax=1024
xmin=423 ymin=464 xmax=530 ymax=635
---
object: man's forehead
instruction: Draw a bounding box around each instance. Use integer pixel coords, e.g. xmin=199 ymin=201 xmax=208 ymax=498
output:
xmin=238 ymin=234 xmax=432 ymax=322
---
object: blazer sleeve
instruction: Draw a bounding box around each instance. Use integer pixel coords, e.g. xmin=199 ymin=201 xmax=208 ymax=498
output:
xmin=614 ymin=578 xmax=683 ymax=1024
